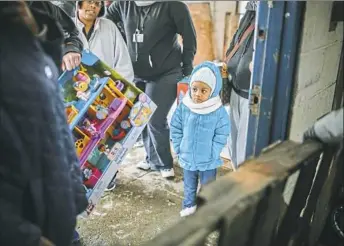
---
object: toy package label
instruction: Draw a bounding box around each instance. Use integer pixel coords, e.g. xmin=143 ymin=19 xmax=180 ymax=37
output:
xmin=58 ymin=50 xmax=157 ymax=216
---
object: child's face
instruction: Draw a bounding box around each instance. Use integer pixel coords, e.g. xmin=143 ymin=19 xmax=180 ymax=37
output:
xmin=191 ymin=81 xmax=212 ymax=103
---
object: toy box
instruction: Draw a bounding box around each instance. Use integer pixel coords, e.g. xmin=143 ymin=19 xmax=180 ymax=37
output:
xmin=58 ymin=50 xmax=157 ymax=216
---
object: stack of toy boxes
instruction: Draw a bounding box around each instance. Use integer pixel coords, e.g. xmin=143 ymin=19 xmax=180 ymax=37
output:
xmin=58 ymin=51 xmax=157 ymax=216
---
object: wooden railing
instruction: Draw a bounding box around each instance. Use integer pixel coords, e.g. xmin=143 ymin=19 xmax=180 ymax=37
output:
xmin=144 ymin=140 xmax=343 ymax=246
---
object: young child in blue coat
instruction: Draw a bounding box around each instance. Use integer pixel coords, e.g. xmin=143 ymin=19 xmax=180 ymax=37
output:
xmin=170 ymin=61 xmax=230 ymax=217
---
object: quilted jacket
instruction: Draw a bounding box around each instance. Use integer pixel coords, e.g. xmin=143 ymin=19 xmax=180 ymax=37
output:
xmin=0 ymin=5 xmax=87 ymax=246
xmin=170 ymin=62 xmax=230 ymax=171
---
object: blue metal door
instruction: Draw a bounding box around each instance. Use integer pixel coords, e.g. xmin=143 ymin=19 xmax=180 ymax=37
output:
xmin=245 ymin=1 xmax=305 ymax=158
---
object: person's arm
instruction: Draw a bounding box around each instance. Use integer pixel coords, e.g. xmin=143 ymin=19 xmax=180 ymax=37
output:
xmin=212 ymin=109 xmax=230 ymax=159
xmin=111 ymin=22 xmax=134 ymax=82
xmin=105 ymin=1 xmax=126 ymax=42
xmin=304 ymin=107 xmax=343 ymax=144
xmin=43 ymin=1 xmax=83 ymax=71
xmin=170 ymin=104 xmax=184 ymax=155
xmin=170 ymin=2 xmax=197 ymax=77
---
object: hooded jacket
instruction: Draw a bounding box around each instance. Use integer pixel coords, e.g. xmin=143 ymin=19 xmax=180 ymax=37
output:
xmin=75 ymin=1 xmax=134 ymax=82
xmin=225 ymin=1 xmax=256 ymax=99
xmin=170 ymin=62 xmax=230 ymax=171
xmin=106 ymin=1 xmax=197 ymax=80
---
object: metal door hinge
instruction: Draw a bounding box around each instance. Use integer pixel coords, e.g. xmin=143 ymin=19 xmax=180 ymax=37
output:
xmin=249 ymin=85 xmax=261 ymax=116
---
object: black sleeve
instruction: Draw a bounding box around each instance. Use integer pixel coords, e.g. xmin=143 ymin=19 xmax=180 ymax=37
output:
xmin=170 ymin=2 xmax=197 ymax=76
xmin=105 ymin=1 xmax=126 ymax=42
xmin=51 ymin=1 xmax=76 ymax=17
xmin=45 ymin=1 xmax=83 ymax=55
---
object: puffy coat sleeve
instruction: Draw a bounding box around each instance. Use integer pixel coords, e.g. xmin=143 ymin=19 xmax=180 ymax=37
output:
xmin=304 ymin=107 xmax=343 ymax=144
xmin=212 ymin=108 xmax=230 ymax=159
xmin=170 ymin=104 xmax=184 ymax=155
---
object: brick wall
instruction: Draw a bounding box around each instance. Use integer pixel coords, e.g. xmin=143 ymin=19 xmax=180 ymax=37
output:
xmin=288 ymin=1 xmax=343 ymax=142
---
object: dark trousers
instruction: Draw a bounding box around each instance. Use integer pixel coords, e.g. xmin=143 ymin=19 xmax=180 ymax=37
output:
xmin=135 ymin=68 xmax=182 ymax=170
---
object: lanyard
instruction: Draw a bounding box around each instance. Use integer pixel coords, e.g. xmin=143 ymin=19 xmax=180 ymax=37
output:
xmin=134 ymin=6 xmax=152 ymax=61
xmin=137 ymin=7 xmax=152 ymax=32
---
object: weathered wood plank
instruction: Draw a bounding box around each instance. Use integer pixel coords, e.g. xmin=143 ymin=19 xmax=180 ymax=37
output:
xmin=144 ymin=140 xmax=332 ymax=246
xmin=275 ymin=155 xmax=321 ymax=246
xmin=308 ymin=146 xmax=343 ymax=246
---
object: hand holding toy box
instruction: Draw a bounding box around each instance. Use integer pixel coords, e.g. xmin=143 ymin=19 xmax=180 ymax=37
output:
xmin=58 ymin=50 xmax=157 ymax=216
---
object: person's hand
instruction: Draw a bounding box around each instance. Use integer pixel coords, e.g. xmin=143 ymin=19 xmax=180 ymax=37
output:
xmin=62 ymin=52 xmax=81 ymax=71
xmin=249 ymin=61 xmax=253 ymax=73
xmin=39 ymin=237 xmax=55 ymax=246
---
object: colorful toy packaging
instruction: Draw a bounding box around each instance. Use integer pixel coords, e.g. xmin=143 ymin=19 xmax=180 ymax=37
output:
xmin=58 ymin=50 xmax=157 ymax=216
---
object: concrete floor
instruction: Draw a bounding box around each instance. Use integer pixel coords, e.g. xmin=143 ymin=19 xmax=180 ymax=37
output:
xmin=77 ymin=146 xmax=231 ymax=246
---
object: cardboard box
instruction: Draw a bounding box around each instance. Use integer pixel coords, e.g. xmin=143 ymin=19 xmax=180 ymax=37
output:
xmin=58 ymin=50 xmax=157 ymax=216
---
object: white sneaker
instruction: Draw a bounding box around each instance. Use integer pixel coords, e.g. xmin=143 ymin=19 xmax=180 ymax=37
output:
xmin=180 ymin=206 xmax=197 ymax=217
xmin=136 ymin=160 xmax=150 ymax=170
xmin=160 ymin=168 xmax=175 ymax=178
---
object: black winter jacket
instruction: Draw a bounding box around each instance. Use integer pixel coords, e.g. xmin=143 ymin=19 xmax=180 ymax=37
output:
xmin=225 ymin=9 xmax=255 ymax=99
xmin=0 ymin=5 xmax=87 ymax=246
xmin=106 ymin=1 xmax=197 ymax=80
xmin=52 ymin=0 xmax=76 ymax=17
xmin=28 ymin=1 xmax=83 ymax=62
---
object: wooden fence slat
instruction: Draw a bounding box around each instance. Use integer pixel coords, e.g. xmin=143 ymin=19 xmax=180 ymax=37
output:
xmin=274 ymin=155 xmax=321 ymax=246
xmin=293 ymin=148 xmax=335 ymax=246
xmin=249 ymin=184 xmax=286 ymax=246
xmin=144 ymin=140 xmax=332 ymax=246
xmin=308 ymin=146 xmax=343 ymax=246
xmin=218 ymin=193 xmax=263 ymax=246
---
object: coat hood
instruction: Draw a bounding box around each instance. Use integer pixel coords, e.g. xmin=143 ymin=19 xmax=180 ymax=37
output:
xmin=188 ymin=61 xmax=223 ymax=99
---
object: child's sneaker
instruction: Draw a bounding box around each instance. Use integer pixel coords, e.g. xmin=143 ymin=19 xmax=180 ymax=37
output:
xmin=180 ymin=206 xmax=197 ymax=217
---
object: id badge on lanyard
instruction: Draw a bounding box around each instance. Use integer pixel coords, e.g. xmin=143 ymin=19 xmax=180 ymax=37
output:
xmin=133 ymin=29 xmax=144 ymax=43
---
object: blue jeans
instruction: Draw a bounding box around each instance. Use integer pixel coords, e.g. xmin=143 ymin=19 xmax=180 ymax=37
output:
xmin=183 ymin=169 xmax=217 ymax=209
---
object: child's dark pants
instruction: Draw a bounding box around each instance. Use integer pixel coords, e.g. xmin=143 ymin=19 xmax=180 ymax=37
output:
xmin=182 ymin=169 xmax=217 ymax=209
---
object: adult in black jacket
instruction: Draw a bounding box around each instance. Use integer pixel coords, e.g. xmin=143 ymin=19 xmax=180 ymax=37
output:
xmin=28 ymin=1 xmax=83 ymax=71
xmin=106 ymin=1 xmax=197 ymax=178
xmin=0 ymin=2 xmax=87 ymax=246
xmin=52 ymin=0 xmax=76 ymax=17
xmin=224 ymin=1 xmax=256 ymax=168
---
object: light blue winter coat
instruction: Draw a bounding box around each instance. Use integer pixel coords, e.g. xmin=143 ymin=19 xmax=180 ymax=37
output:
xmin=170 ymin=62 xmax=230 ymax=171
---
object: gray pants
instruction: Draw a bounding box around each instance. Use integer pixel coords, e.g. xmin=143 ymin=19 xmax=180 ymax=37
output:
xmin=229 ymin=90 xmax=250 ymax=169
xmin=136 ymin=68 xmax=182 ymax=170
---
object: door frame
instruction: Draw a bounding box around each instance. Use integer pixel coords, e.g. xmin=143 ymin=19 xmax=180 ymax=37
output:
xmin=245 ymin=1 xmax=306 ymax=158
